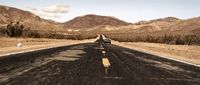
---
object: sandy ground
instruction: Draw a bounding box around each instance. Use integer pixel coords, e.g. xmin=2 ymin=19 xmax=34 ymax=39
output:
xmin=113 ymin=41 xmax=200 ymax=65
xmin=0 ymin=37 xmax=97 ymax=56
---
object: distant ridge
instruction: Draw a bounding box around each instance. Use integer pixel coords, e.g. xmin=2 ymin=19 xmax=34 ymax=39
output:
xmin=63 ymin=14 xmax=131 ymax=29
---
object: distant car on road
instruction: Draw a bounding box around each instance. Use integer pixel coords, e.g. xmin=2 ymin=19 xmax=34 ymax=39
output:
xmin=103 ymin=38 xmax=111 ymax=44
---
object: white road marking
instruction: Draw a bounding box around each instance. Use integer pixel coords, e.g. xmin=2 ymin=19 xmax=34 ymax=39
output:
xmin=104 ymin=76 xmax=124 ymax=79
xmin=102 ymin=51 xmax=106 ymax=54
xmin=95 ymin=47 xmax=104 ymax=50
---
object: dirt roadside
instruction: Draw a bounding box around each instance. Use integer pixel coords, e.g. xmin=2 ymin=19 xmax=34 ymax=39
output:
xmin=113 ymin=41 xmax=200 ymax=65
xmin=0 ymin=37 xmax=97 ymax=56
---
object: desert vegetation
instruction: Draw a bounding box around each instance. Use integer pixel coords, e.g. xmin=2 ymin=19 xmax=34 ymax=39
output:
xmin=6 ymin=22 xmax=24 ymax=37
xmin=21 ymin=30 xmax=97 ymax=40
xmin=0 ymin=21 xmax=97 ymax=40
xmin=104 ymin=31 xmax=200 ymax=45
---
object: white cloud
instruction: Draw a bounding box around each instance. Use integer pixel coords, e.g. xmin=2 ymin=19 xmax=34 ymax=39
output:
xmin=42 ymin=4 xmax=69 ymax=13
xmin=27 ymin=7 xmax=60 ymax=18
xmin=25 ymin=4 xmax=69 ymax=22
xmin=27 ymin=7 xmax=37 ymax=11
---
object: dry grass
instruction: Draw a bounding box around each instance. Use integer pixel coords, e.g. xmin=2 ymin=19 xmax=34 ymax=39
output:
xmin=113 ymin=41 xmax=200 ymax=65
xmin=0 ymin=37 xmax=97 ymax=55
xmin=104 ymin=31 xmax=200 ymax=45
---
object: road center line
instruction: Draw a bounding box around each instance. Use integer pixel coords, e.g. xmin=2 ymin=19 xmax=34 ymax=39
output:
xmin=102 ymin=58 xmax=111 ymax=68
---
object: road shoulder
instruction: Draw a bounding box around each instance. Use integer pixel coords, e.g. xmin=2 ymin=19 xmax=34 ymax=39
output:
xmin=112 ymin=41 xmax=200 ymax=67
xmin=0 ymin=37 xmax=97 ymax=57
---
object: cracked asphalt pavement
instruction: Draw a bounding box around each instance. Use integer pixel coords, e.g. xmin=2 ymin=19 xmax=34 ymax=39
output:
xmin=0 ymin=36 xmax=200 ymax=85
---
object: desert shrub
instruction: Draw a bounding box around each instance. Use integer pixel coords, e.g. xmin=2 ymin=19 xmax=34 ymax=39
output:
xmin=104 ymin=31 xmax=200 ymax=45
xmin=43 ymin=32 xmax=66 ymax=39
xmin=23 ymin=29 xmax=41 ymax=38
xmin=0 ymin=27 xmax=6 ymax=37
xmin=3 ymin=22 xmax=97 ymax=40
xmin=78 ymin=33 xmax=97 ymax=40
xmin=6 ymin=22 xmax=24 ymax=37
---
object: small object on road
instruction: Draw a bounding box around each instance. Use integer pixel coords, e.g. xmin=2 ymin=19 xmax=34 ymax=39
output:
xmin=102 ymin=50 xmax=106 ymax=54
xmin=16 ymin=42 xmax=22 ymax=47
xmin=102 ymin=50 xmax=106 ymax=56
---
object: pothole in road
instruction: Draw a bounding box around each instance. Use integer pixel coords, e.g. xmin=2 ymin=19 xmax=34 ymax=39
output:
xmin=49 ymin=50 xmax=86 ymax=61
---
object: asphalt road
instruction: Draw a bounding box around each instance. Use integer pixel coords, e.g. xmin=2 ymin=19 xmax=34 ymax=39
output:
xmin=0 ymin=37 xmax=200 ymax=85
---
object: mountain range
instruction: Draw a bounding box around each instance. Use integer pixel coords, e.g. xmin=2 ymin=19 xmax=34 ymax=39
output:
xmin=0 ymin=5 xmax=200 ymax=33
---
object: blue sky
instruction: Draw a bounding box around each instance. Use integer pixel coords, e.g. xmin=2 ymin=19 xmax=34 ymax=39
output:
xmin=0 ymin=0 xmax=200 ymax=22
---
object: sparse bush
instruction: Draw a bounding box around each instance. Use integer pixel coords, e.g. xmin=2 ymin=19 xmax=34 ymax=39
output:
xmin=104 ymin=31 xmax=200 ymax=45
xmin=0 ymin=27 xmax=6 ymax=37
xmin=6 ymin=22 xmax=24 ymax=37
xmin=3 ymin=22 xmax=97 ymax=40
xmin=26 ymin=30 xmax=41 ymax=38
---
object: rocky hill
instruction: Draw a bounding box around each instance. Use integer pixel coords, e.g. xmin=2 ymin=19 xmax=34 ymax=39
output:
xmin=168 ymin=17 xmax=200 ymax=31
xmin=0 ymin=5 xmax=62 ymax=31
xmin=0 ymin=5 xmax=200 ymax=33
xmin=63 ymin=14 xmax=131 ymax=29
